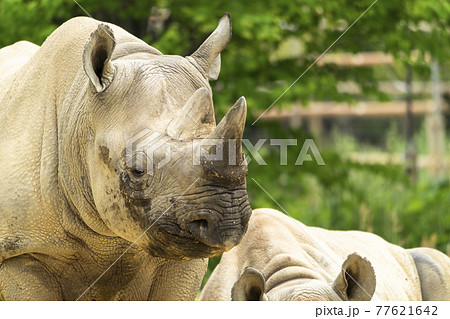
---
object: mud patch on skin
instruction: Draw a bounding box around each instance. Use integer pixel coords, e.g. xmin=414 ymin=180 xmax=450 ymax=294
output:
xmin=99 ymin=145 xmax=111 ymax=166
xmin=0 ymin=236 xmax=24 ymax=261
xmin=119 ymin=172 xmax=153 ymax=229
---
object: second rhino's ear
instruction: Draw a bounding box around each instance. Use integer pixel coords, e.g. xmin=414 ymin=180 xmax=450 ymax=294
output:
xmin=188 ymin=13 xmax=232 ymax=81
xmin=231 ymin=267 xmax=268 ymax=301
xmin=83 ymin=24 xmax=116 ymax=92
xmin=333 ymin=253 xmax=376 ymax=301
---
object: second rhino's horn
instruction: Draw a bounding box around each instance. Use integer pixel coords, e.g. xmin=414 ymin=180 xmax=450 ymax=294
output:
xmin=167 ymin=87 xmax=215 ymax=139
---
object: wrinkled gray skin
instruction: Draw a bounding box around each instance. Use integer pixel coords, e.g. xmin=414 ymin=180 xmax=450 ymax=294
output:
xmin=201 ymin=209 xmax=450 ymax=301
xmin=0 ymin=14 xmax=252 ymax=300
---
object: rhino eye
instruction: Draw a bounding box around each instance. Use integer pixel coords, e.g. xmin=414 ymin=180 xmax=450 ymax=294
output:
xmin=131 ymin=168 xmax=145 ymax=178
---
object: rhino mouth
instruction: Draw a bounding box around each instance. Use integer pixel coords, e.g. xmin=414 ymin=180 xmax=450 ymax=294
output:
xmin=183 ymin=217 xmax=247 ymax=251
xmin=146 ymin=223 xmax=226 ymax=259
xmin=144 ymin=208 xmax=250 ymax=259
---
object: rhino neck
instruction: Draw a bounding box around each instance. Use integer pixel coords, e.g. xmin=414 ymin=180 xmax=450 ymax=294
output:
xmin=56 ymin=77 xmax=117 ymax=237
xmin=112 ymin=41 xmax=162 ymax=60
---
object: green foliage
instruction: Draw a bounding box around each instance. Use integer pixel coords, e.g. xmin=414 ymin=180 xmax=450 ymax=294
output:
xmin=3 ymin=0 xmax=450 ymax=116
xmin=245 ymin=122 xmax=449 ymax=253
xmin=0 ymin=0 xmax=72 ymax=46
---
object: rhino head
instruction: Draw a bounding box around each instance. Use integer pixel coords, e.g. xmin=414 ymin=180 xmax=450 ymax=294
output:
xmin=60 ymin=14 xmax=251 ymax=260
xmin=231 ymin=254 xmax=376 ymax=301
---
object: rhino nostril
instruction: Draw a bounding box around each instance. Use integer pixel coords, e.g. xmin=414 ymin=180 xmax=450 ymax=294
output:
xmin=189 ymin=219 xmax=209 ymax=234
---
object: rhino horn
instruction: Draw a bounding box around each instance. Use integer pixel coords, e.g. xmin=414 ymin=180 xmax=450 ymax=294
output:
xmin=189 ymin=13 xmax=232 ymax=81
xmin=167 ymin=88 xmax=215 ymax=139
xmin=206 ymin=96 xmax=247 ymax=166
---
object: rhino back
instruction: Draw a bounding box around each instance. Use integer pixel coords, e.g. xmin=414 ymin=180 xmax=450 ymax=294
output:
xmin=408 ymin=247 xmax=450 ymax=300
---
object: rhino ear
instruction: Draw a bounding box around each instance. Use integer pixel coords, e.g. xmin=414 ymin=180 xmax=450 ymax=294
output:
xmin=231 ymin=267 xmax=267 ymax=301
xmin=333 ymin=253 xmax=376 ymax=301
xmin=188 ymin=13 xmax=231 ymax=81
xmin=83 ymin=24 xmax=116 ymax=92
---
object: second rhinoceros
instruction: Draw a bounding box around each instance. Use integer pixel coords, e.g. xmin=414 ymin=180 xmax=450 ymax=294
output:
xmin=0 ymin=14 xmax=251 ymax=300
xmin=201 ymin=209 xmax=450 ymax=301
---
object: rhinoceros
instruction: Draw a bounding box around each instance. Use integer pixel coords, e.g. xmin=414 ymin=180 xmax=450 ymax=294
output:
xmin=200 ymin=208 xmax=450 ymax=301
xmin=0 ymin=14 xmax=252 ymax=300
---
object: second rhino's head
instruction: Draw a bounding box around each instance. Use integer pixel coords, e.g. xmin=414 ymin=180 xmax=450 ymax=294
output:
xmin=231 ymin=253 xmax=376 ymax=301
xmin=59 ymin=14 xmax=251 ymax=259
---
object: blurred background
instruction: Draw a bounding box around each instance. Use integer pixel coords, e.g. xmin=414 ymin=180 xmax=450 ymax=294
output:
xmin=1 ymin=0 xmax=449 ymax=284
